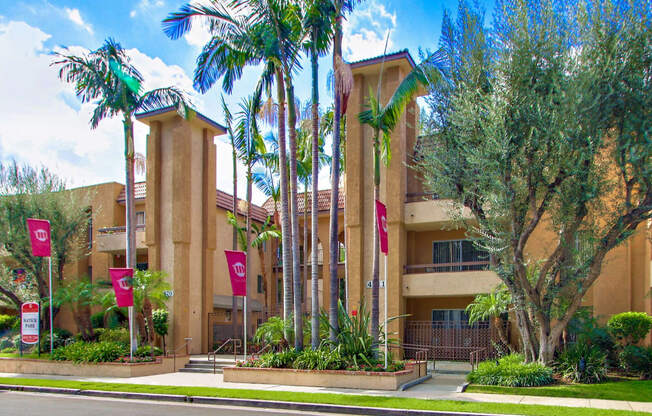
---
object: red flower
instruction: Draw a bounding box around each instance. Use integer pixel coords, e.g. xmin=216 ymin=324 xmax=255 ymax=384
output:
xmin=351 ymin=310 xmax=357 ymax=316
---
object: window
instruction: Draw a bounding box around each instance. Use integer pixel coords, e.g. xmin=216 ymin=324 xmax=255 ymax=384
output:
xmin=431 ymin=240 xmax=488 ymax=272
xmin=225 ymin=310 xmax=231 ymax=322
xmin=257 ymin=275 xmax=263 ymax=293
xmin=136 ymin=211 xmax=146 ymax=226
xmin=87 ymin=266 xmax=92 ymax=282
xmin=277 ymin=278 xmax=282 ymax=303
xmin=87 ymin=212 xmax=93 ymax=249
xmin=432 ymin=309 xmax=481 ymax=328
xmin=338 ymin=242 xmax=346 ymax=263
xmin=136 ymin=262 xmax=148 ymax=271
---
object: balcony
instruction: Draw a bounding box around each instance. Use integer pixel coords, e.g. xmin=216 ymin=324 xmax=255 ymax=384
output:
xmin=96 ymin=225 xmax=147 ymax=253
xmin=404 ymin=194 xmax=473 ymax=231
xmin=402 ymin=261 xmax=500 ymax=297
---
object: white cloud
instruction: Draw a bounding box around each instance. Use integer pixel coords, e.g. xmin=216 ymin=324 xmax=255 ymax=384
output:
xmin=64 ymin=8 xmax=93 ymax=35
xmin=342 ymin=0 xmax=397 ymax=62
xmin=184 ymin=20 xmax=212 ymax=48
xmin=130 ymin=10 xmax=137 ymax=18
xmin=130 ymin=0 xmax=165 ymax=19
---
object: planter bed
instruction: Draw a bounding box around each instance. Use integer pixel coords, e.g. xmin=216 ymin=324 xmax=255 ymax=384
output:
xmin=223 ymin=361 xmax=426 ymax=391
xmin=0 ymin=355 xmax=189 ymax=378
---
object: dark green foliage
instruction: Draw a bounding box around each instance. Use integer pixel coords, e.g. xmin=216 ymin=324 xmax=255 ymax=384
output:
xmin=135 ymin=345 xmax=162 ymax=358
xmin=51 ymin=341 xmax=128 ymax=363
xmin=91 ymin=312 xmax=104 ymax=329
xmin=98 ymin=328 xmax=130 ymax=345
xmin=556 ymin=343 xmax=608 ymax=384
xmin=40 ymin=328 xmax=72 ymax=352
xmin=322 ymin=301 xmax=374 ymax=362
xmin=152 ymin=309 xmax=168 ymax=337
xmin=257 ymin=349 xmax=300 ymax=369
xmin=607 ymin=312 xmax=652 ymax=346
xmin=0 ymin=314 xmax=18 ymax=332
xmin=618 ymin=346 xmax=652 ymax=379
xmin=293 ymin=347 xmax=344 ymax=370
xmin=467 ymin=354 xmax=554 ymax=387
xmin=567 ymin=309 xmax=617 ymax=364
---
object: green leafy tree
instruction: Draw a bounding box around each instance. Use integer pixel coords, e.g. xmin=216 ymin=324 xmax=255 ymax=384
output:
xmin=51 ymin=278 xmax=96 ymax=342
xmin=132 ymin=270 xmax=171 ymax=358
xmin=53 ymin=38 xmax=192 ymax=280
xmin=152 ymin=309 xmax=169 ymax=353
xmin=417 ymin=0 xmax=651 ymax=363
xmin=0 ymin=161 xmax=90 ymax=328
xmin=466 ymin=286 xmax=512 ymax=351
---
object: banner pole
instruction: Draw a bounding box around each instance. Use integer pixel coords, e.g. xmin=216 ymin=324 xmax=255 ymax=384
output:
xmin=244 ymin=295 xmax=247 ymax=360
xmin=129 ymin=306 xmax=133 ymax=361
xmin=384 ymin=254 xmax=388 ymax=369
xmin=48 ymin=256 xmax=53 ymax=354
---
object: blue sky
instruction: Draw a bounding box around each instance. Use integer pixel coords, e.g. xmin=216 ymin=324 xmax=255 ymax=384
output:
xmin=0 ymin=0 xmax=494 ymax=203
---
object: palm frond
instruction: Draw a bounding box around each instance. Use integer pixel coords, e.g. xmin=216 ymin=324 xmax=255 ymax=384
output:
xmin=162 ymin=2 xmax=236 ymax=40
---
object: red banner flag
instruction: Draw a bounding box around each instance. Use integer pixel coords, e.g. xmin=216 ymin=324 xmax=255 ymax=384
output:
xmin=375 ymin=200 xmax=388 ymax=255
xmin=110 ymin=268 xmax=134 ymax=307
xmin=225 ymin=250 xmax=247 ymax=296
xmin=26 ymin=218 xmax=51 ymax=257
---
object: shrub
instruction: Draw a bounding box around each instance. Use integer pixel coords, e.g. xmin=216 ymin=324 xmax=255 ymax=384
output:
xmin=1 ymin=347 xmax=16 ymax=353
xmin=467 ymin=354 xmax=553 ymax=387
xmin=293 ymin=348 xmax=344 ymax=371
xmin=257 ymin=349 xmax=300 ymax=368
xmin=607 ymin=312 xmax=652 ymax=346
xmin=40 ymin=328 xmax=73 ymax=351
xmin=618 ymin=345 xmax=652 ymax=379
xmin=51 ymin=341 xmax=128 ymax=363
xmin=0 ymin=314 xmax=18 ymax=332
xmin=98 ymin=328 xmax=130 ymax=345
xmin=135 ymin=345 xmax=162 ymax=357
xmin=91 ymin=312 xmax=105 ymax=329
xmin=556 ymin=343 xmax=608 ymax=383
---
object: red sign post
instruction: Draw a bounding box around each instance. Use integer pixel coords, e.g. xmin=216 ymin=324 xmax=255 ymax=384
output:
xmin=21 ymin=302 xmax=40 ymax=345
xmin=375 ymin=200 xmax=389 ymax=368
xmin=109 ymin=268 xmax=134 ymax=360
xmin=26 ymin=218 xmax=52 ymax=353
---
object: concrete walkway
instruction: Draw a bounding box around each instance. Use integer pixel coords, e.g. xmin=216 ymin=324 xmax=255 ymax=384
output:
xmin=0 ymin=368 xmax=650 ymax=413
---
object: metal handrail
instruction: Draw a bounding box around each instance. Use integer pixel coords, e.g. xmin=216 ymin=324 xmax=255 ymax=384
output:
xmin=167 ymin=337 xmax=192 ymax=371
xmin=389 ymin=343 xmax=430 ymax=377
xmin=208 ymin=338 xmax=241 ymax=374
xmin=251 ymin=343 xmax=271 ymax=359
xmin=469 ymin=348 xmax=486 ymax=371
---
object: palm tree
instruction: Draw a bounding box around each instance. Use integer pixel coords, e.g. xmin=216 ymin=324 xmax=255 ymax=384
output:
xmin=301 ymin=0 xmax=334 ymax=349
xmin=163 ymin=0 xmax=297 ymax=342
xmin=222 ymin=95 xmax=241 ymax=341
xmin=132 ymin=269 xmax=172 ymax=358
xmin=51 ymin=278 xmax=95 ymax=342
xmin=358 ymin=51 xmax=445 ymax=343
xmin=234 ymin=89 xmax=267 ymax=337
xmin=327 ymin=0 xmax=358 ymax=344
xmin=466 ymin=286 xmax=512 ymax=352
xmin=53 ymin=38 xmax=192 ymax=313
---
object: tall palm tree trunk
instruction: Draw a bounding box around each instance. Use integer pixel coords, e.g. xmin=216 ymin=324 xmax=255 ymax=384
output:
xmin=329 ymin=12 xmax=343 ymax=344
xmin=310 ymin=41 xmax=320 ymax=349
xmin=276 ymin=71 xmax=293 ymax=338
xmin=371 ymin=138 xmax=380 ymax=345
xmin=287 ymin=80 xmax=303 ymax=351
xmin=231 ymin=133 xmax=239 ymax=342
xmin=124 ymin=116 xmax=137 ymax=352
xmin=303 ymin=185 xmax=308 ymax=315
xmin=245 ymin=165 xmax=253 ymax=340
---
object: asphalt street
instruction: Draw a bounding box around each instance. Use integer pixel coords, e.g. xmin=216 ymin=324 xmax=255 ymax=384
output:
xmin=0 ymin=391 xmax=352 ymax=416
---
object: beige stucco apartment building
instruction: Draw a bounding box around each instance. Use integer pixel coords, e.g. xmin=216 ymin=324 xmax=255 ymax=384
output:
xmin=57 ymin=51 xmax=650 ymax=356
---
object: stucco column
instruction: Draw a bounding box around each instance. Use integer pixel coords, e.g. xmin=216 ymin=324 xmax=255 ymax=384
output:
xmin=145 ymin=121 xmax=162 ymax=271
xmin=318 ymin=219 xmax=331 ymax=313
xmin=202 ymin=129 xmax=217 ymax=353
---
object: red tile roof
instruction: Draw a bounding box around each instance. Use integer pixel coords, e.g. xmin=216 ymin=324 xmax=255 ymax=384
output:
xmin=261 ymin=189 xmax=344 ymax=215
xmin=117 ymin=182 xmax=269 ymax=223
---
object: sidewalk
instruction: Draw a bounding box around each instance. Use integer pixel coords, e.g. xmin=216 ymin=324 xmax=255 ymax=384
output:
xmin=0 ymin=369 xmax=650 ymax=413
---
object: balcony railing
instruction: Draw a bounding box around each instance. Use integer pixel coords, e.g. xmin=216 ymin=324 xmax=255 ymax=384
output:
xmin=404 ymin=260 xmax=490 ymax=274
xmin=98 ymin=224 xmax=145 ymax=234
xmin=405 ymin=192 xmax=439 ymax=203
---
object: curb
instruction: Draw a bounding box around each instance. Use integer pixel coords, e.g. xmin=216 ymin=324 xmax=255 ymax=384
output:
xmin=399 ymin=374 xmax=432 ymax=391
xmin=457 ymin=382 xmax=470 ymax=393
xmin=0 ymin=383 xmax=521 ymax=416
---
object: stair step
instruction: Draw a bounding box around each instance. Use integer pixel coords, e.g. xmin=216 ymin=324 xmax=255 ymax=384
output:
xmin=178 ymin=368 xmax=221 ymax=374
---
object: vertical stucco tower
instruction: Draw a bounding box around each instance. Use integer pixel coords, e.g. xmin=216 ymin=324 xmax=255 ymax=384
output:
xmin=345 ymin=51 xmax=421 ymax=344
xmin=136 ymin=107 xmax=225 ymax=354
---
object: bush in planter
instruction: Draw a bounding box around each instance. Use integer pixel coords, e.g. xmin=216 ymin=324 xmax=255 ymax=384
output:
xmin=257 ymin=349 xmax=300 ymax=368
xmin=555 ymin=343 xmax=607 ymax=383
xmin=98 ymin=328 xmax=130 ymax=345
xmin=135 ymin=345 xmax=162 ymax=358
xmin=40 ymin=328 xmax=73 ymax=351
xmin=293 ymin=348 xmax=344 ymax=371
xmin=51 ymin=341 xmax=128 ymax=363
xmin=607 ymin=312 xmax=652 ymax=346
xmin=467 ymin=353 xmax=553 ymax=387
xmin=618 ymin=345 xmax=652 ymax=379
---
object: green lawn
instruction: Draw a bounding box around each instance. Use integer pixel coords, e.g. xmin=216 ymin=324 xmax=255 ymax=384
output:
xmin=0 ymin=353 xmax=50 ymax=359
xmin=467 ymin=378 xmax=652 ymax=402
xmin=0 ymin=377 xmax=647 ymax=416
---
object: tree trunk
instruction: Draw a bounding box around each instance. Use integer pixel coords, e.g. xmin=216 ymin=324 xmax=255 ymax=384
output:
xmin=245 ymin=163 xmax=253 ymax=340
xmin=310 ymin=41 xmax=320 ymax=349
xmin=287 ymin=80 xmax=303 ymax=351
xmin=123 ymin=116 xmax=136 ymax=354
xmin=303 ymin=186 xmax=308 ymax=315
xmin=143 ymin=297 xmax=154 ymax=359
xmin=371 ymin=138 xmax=380 ymax=346
xmin=329 ymin=13 xmax=343 ymax=344
xmin=231 ymin=133 xmax=239 ymax=343
xmin=276 ymin=72 xmax=293 ymax=338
